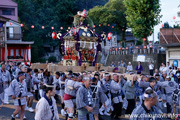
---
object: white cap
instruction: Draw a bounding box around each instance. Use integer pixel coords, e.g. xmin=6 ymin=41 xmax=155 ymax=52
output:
xmin=104 ymin=73 xmax=110 ymax=77
xmin=166 ymin=76 xmax=170 ymax=79
xmin=128 ymin=62 xmax=131 ymax=64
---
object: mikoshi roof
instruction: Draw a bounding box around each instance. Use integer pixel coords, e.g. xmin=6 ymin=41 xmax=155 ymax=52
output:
xmin=63 ymin=25 xmax=99 ymax=42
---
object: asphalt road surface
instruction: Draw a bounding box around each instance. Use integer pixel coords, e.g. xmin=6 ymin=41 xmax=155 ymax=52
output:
xmin=0 ymin=96 xmax=174 ymax=120
xmin=0 ymin=98 xmax=129 ymax=120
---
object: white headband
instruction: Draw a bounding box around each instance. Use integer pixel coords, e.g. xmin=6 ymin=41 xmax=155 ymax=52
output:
xmin=144 ymin=92 xmax=157 ymax=98
xmin=45 ymin=84 xmax=54 ymax=88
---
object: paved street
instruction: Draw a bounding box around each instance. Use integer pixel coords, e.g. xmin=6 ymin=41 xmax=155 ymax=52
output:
xmin=0 ymin=97 xmax=174 ymax=120
xmin=0 ymin=98 xmax=129 ymax=120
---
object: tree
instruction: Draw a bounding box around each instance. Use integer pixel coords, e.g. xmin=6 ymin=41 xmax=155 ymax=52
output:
xmin=88 ymin=0 xmax=127 ymax=45
xmin=76 ymin=0 xmax=108 ymax=11
xmin=124 ymin=0 xmax=162 ymax=45
xmin=13 ymin=0 xmax=78 ymax=62
xmin=13 ymin=0 xmax=110 ymax=62
xmin=163 ymin=22 xmax=172 ymax=28
xmin=48 ymin=56 xmax=57 ymax=63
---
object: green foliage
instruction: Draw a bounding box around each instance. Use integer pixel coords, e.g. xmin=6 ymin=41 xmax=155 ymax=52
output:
xmin=13 ymin=0 xmax=78 ymax=62
xmin=48 ymin=56 xmax=57 ymax=63
xmin=39 ymin=58 xmax=47 ymax=63
xmin=124 ymin=0 xmax=162 ymax=45
xmin=88 ymin=0 xmax=127 ymax=43
xmin=136 ymin=40 xmax=143 ymax=45
xmin=173 ymin=24 xmax=180 ymax=28
xmin=162 ymin=22 xmax=172 ymax=28
xmin=13 ymin=0 xmax=108 ymax=62
xmin=76 ymin=0 xmax=108 ymax=10
xmin=154 ymin=41 xmax=159 ymax=44
xmin=73 ymin=16 xmax=94 ymax=28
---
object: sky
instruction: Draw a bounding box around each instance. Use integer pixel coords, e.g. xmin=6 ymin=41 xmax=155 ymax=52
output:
xmin=148 ymin=0 xmax=180 ymax=42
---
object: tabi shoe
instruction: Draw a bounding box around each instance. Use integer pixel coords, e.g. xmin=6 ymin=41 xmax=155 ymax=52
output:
xmin=15 ymin=114 xmax=19 ymax=118
xmin=104 ymin=111 xmax=110 ymax=116
xmin=99 ymin=110 xmax=104 ymax=115
xmin=11 ymin=114 xmax=15 ymax=120
xmin=28 ymin=107 xmax=34 ymax=112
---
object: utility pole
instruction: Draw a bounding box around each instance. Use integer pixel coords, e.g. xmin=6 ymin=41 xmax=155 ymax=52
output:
xmin=153 ymin=27 xmax=154 ymax=45
xmin=4 ymin=23 xmax=7 ymax=63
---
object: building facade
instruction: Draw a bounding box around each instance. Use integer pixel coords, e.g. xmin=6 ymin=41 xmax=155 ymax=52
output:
xmin=160 ymin=28 xmax=180 ymax=68
xmin=0 ymin=0 xmax=33 ymax=64
xmin=0 ymin=0 xmax=18 ymax=22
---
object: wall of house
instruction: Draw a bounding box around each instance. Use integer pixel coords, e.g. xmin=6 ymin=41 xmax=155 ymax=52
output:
xmin=0 ymin=0 xmax=18 ymax=22
xmin=160 ymin=28 xmax=180 ymax=45
xmin=166 ymin=47 xmax=180 ymax=68
xmin=5 ymin=21 xmax=21 ymax=40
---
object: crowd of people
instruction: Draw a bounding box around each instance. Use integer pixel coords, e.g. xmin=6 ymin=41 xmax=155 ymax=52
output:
xmin=0 ymin=61 xmax=180 ymax=120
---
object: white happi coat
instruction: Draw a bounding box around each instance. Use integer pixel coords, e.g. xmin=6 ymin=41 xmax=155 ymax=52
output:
xmin=35 ymin=97 xmax=59 ymax=120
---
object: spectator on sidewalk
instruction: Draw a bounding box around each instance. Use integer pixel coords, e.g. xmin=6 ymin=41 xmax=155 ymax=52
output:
xmin=120 ymin=60 xmax=126 ymax=68
xmin=135 ymin=61 xmax=143 ymax=74
xmin=110 ymin=61 xmax=116 ymax=67
xmin=127 ymin=62 xmax=133 ymax=73
xmin=149 ymin=62 xmax=154 ymax=76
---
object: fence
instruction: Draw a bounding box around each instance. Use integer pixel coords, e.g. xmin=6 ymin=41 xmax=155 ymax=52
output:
xmin=107 ymin=47 xmax=162 ymax=55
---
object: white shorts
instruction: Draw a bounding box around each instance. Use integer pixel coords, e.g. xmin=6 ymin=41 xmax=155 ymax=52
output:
xmin=27 ymin=92 xmax=33 ymax=97
xmin=64 ymin=99 xmax=76 ymax=108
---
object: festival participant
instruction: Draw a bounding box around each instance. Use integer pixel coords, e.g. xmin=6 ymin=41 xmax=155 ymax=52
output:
xmin=76 ymin=76 xmax=94 ymax=120
xmin=139 ymin=77 xmax=162 ymax=109
xmin=123 ymin=75 xmax=137 ymax=114
xmin=21 ymin=65 xmax=27 ymax=73
xmin=136 ymin=75 xmax=150 ymax=104
xmin=130 ymin=87 xmax=162 ymax=120
xmin=53 ymin=72 xmax=61 ymax=97
xmin=25 ymin=68 xmax=34 ymax=112
xmin=9 ymin=72 xmax=27 ymax=120
xmin=0 ymin=73 xmax=3 ymax=109
xmin=157 ymin=75 xmax=179 ymax=113
xmin=113 ymin=67 xmax=119 ymax=73
xmin=35 ymin=84 xmax=59 ymax=120
xmin=110 ymin=74 xmax=123 ymax=119
xmin=64 ymin=73 xmax=82 ymax=120
xmin=139 ymin=77 xmax=160 ymax=93
xmin=77 ymin=73 xmax=82 ymax=82
xmin=15 ymin=62 xmax=22 ymax=79
xmin=0 ymin=63 xmax=11 ymax=104
xmin=99 ymin=73 xmax=112 ymax=116
xmin=53 ymin=72 xmax=66 ymax=116
xmin=59 ymin=72 xmax=66 ymax=116
xmin=94 ymin=73 xmax=101 ymax=87
xmin=43 ymin=70 xmax=53 ymax=85
xmin=153 ymin=69 xmax=160 ymax=77
xmin=6 ymin=61 xmax=16 ymax=80
xmin=32 ymin=69 xmax=40 ymax=100
xmin=90 ymin=77 xmax=107 ymax=120
xmin=135 ymin=61 xmax=143 ymax=74
xmin=159 ymin=72 xmax=167 ymax=108
xmin=38 ymin=69 xmax=44 ymax=98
